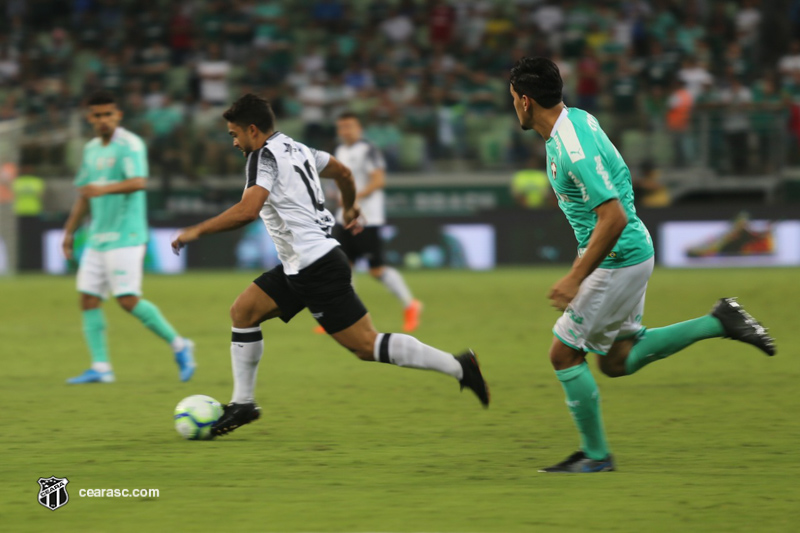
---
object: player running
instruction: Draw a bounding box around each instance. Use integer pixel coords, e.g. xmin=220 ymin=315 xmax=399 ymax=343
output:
xmin=508 ymin=57 xmax=776 ymax=473
xmin=171 ymin=94 xmax=489 ymax=436
xmin=63 ymin=91 xmax=195 ymax=384
xmin=324 ymin=112 xmax=422 ymax=333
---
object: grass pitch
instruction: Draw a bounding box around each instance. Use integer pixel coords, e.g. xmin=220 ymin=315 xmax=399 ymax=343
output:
xmin=1 ymin=268 xmax=798 ymax=532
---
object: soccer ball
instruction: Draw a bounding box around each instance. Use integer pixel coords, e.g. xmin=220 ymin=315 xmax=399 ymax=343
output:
xmin=174 ymin=395 xmax=224 ymax=440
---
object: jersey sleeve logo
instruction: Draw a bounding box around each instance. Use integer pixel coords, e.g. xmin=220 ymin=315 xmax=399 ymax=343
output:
xmin=594 ymin=155 xmax=615 ymax=190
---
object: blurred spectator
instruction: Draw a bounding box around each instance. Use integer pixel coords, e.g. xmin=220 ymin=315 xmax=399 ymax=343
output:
xmin=364 ymin=112 xmax=402 ymax=171
xmin=666 ymin=78 xmax=694 ymax=168
xmin=576 ymin=46 xmax=600 ymax=111
xmin=751 ymin=75 xmax=785 ymax=171
xmin=429 ymin=0 xmax=456 ymax=46
xmin=298 ymin=73 xmax=329 ymax=149
xmin=381 ymin=8 xmax=415 ymax=44
xmin=678 ymin=56 xmax=714 ymax=98
xmin=632 ymin=160 xmax=670 ymax=207
xmin=778 ymin=40 xmax=800 ymax=79
xmin=196 ymin=43 xmax=231 ymax=105
xmin=718 ymin=73 xmax=754 ymax=175
xmin=511 ymin=155 xmax=550 ymax=209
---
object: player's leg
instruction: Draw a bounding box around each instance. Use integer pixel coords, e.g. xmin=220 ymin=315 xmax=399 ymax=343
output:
xmin=363 ymin=226 xmax=422 ymax=332
xmin=213 ymin=269 xmax=301 ymax=436
xmin=111 ymin=245 xmax=195 ymax=381
xmin=309 ymin=247 xmax=488 ymax=405
xmin=601 ymin=298 xmax=775 ymax=378
xmin=540 ymin=337 xmax=613 ymax=473
xmin=68 ymin=248 xmax=115 ymax=384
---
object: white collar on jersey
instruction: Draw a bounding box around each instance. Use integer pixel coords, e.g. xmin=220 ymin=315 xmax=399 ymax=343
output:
xmin=549 ymin=106 xmax=568 ymax=138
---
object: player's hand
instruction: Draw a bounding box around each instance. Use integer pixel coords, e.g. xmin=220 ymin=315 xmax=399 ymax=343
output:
xmin=80 ymin=184 xmax=106 ymax=198
xmin=548 ymin=273 xmax=582 ymax=312
xmin=62 ymin=232 xmax=74 ymax=260
xmin=171 ymin=226 xmax=201 ymax=256
xmin=343 ymin=206 xmax=363 ymax=235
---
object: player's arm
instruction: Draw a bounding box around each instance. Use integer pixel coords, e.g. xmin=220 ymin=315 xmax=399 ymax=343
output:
xmin=320 ymin=155 xmax=361 ymax=231
xmin=171 ymin=186 xmax=268 ymax=254
xmin=549 ymin=199 xmax=626 ymax=311
xmin=62 ymin=196 xmax=90 ymax=260
xmin=357 ymin=168 xmax=385 ymax=200
xmin=80 ymin=177 xmax=147 ymax=198
xmin=572 ymin=199 xmax=627 ymax=279
xmin=357 ymin=144 xmax=387 ymax=201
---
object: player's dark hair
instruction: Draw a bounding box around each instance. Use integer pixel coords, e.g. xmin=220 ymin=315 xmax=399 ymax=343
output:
xmin=337 ymin=111 xmax=360 ymax=122
xmin=86 ymin=91 xmax=117 ymax=107
xmin=509 ymin=57 xmax=563 ymax=109
xmin=222 ymin=93 xmax=276 ymax=133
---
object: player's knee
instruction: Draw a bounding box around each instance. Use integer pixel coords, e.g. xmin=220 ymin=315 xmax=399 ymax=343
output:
xmin=116 ymin=295 xmax=139 ymax=313
xmin=599 ymin=363 xmax=626 ymax=378
xmin=229 ymin=300 xmax=258 ymax=328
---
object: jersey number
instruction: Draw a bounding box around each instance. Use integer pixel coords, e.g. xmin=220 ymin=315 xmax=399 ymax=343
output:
xmin=293 ymin=161 xmax=324 ymax=212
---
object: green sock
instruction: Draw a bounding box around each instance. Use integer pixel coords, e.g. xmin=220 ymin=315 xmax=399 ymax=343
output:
xmin=131 ymin=299 xmax=179 ymax=345
xmin=625 ymin=315 xmax=725 ymax=375
xmin=555 ymin=362 xmax=610 ymax=460
xmin=82 ymin=309 xmax=109 ymax=364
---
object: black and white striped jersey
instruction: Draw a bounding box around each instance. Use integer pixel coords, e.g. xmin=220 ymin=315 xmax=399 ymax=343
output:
xmin=245 ymin=131 xmax=337 ymax=275
xmin=334 ymin=139 xmax=386 ymax=227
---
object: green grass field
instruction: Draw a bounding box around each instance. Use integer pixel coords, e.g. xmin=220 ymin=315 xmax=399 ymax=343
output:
xmin=1 ymin=268 xmax=798 ymax=532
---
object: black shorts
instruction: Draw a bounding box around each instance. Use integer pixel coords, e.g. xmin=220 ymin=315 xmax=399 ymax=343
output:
xmin=332 ymin=224 xmax=384 ymax=268
xmin=253 ymin=246 xmax=368 ymax=334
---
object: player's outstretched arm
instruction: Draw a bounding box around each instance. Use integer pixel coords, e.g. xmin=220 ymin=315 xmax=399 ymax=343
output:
xmin=62 ymin=196 xmax=90 ymax=260
xmin=320 ymin=156 xmax=361 ymax=231
xmin=80 ymin=177 xmax=147 ymax=198
xmin=549 ymin=199 xmax=627 ymax=310
xmin=171 ymin=186 xmax=269 ymax=255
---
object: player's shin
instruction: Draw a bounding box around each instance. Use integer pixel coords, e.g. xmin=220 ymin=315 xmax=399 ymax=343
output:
xmin=82 ymin=308 xmax=110 ymax=369
xmin=231 ymin=327 xmax=264 ymax=403
xmin=373 ymin=333 xmax=463 ymax=379
xmin=379 ymin=267 xmax=414 ymax=307
xmin=131 ymin=299 xmax=185 ymax=350
xmin=625 ymin=315 xmax=724 ymax=375
xmin=556 ymin=362 xmax=610 ymax=461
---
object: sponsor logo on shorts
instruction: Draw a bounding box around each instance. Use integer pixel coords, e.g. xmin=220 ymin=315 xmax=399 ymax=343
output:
xmin=311 ymin=312 xmax=324 ymax=319
xmin=566 ymin=308 xmax=584 ymax=324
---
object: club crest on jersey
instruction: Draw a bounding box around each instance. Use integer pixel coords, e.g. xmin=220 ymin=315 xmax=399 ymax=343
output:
xmin=550 ymin=160 xmax=557 ymax=180
xmin=283 ymin=143 xmax=295 ymax=154
xmin=37 ymin=476 xmax=70 ymax=511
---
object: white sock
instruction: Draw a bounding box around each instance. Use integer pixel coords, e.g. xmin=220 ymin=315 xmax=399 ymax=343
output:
xmin=379 ymin=267 xmax=414 ymax=307
xmin=373 ymin=333 xmax=463 ymax=379
xmin=170 ymin=336 xmax=186 ymax=352
xmin=92 ymin=362 xmax=112 ymax=373
xmin=230 ymin=327 xmax=264 ymax=404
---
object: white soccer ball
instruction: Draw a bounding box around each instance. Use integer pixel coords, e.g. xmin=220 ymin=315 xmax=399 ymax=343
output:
xmin=174 ymin=395 xmax=224 ymax=440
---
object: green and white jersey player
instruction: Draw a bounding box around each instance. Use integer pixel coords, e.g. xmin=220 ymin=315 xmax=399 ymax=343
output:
xmin=508 ymin=57 xmax=776 ymax=473
xmin=62 ymin=91 xmax=195 ymax=384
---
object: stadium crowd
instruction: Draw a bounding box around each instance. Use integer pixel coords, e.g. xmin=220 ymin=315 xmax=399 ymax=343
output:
xmin=1 ymin=0 xmax=798 ymax=178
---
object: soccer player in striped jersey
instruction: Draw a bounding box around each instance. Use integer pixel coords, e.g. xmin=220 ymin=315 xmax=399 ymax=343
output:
xmin=328 ymin=112 xmax=422 ymax=333
xmin=63 ymin=91 xmax=194 ymax=384
xmin=509 ymin=57 xmax=775 ymax=473
xmin=171 ymin=95 xmax=489 ymax=435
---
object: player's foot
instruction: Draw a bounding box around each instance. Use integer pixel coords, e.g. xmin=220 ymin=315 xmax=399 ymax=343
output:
xmin=456 ymin=349 xmax=490 ymax=407
xmin=66 ymin=368 xmax=115 ymax=384
xmin=403 ymin=299 xmax=423 ymax=332
xmin=174 ymin=339 xmax=196 ymax=382
xmin=711 ymin=297 xmax=776 ymax=356
xmin=539 ymin=451 xmax=616 ymax=473
xmin=312 ymin=325 xmax=326 ymax=334
xmin=211 ymin=402 xmax=261 ymax=437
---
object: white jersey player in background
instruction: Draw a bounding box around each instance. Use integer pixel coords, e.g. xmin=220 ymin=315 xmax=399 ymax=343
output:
xmin=172 ymin=94 xmax=489 ymax=435
xmin=326 ymin=112 xmax=422 ymax=333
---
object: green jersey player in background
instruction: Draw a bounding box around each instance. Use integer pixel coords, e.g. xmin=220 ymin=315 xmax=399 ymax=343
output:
xmin=508 ymin=57 xmax=776 ymax=473
xmin=62 ymin=91 xmax=195 ymax=384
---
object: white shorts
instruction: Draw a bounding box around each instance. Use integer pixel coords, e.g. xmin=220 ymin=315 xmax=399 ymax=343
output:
xmin=553 ymin=256 xmax=654 ymax=355
xmin=77 ymin=245 xmax=146 ymax=299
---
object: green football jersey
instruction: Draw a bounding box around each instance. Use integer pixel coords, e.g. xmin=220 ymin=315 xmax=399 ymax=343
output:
xmin=545 ymin=107 xmax=653 ymax=268
xmin=74 ymin=127 xmax=149 ymax=251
